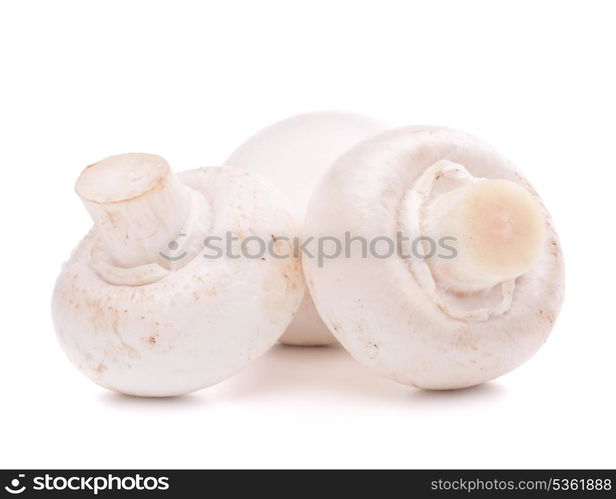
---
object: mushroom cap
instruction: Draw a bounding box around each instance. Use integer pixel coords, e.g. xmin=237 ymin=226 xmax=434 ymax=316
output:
xmin=303 ymin=126 xmax=565 ymax=389
xmin=226 ymin=111 xmax=387 ymax=345
xmin=52 ymin=167 xmax=304 ymax=396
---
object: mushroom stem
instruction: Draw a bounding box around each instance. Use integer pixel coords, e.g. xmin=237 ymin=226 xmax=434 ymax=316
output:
xmin=75 ymin=153 xmax=208 ymax=269
xmin=422 ymin=178 xmax=546 ymax=291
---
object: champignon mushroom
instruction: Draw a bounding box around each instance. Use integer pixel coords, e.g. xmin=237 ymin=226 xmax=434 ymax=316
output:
xmin=226 ymin=112 xmax=387 ymax=345
xmin=303 ymin=127 xmax=565 ymax=389
xmin=52 ymin=153 xmax=304 ymax=396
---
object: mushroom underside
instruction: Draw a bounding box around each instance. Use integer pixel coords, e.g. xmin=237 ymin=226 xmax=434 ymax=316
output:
xmin=303 ymin=127 xmax=564 ymax=389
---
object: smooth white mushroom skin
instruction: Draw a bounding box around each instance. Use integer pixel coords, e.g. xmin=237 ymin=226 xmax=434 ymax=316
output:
xmin=53 ymin=154 xmax=304 ymax=397
xmin=226 ymin=112 xmax=388 ymax=345
xmin=304 ymin=127 xmax=565 ymax=389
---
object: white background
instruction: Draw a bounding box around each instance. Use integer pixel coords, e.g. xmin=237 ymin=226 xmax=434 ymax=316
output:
xmin=1 ymin=0 xmax=614 ymax=469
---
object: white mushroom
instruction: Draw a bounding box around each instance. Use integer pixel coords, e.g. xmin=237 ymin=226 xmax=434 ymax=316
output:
xmin=52 ymin=153 xmax=304 ymax=396
xmin=226 ymin=112 xmax=387 ymax=345
xmin=303 ymin=127 xmax=565 ymax=389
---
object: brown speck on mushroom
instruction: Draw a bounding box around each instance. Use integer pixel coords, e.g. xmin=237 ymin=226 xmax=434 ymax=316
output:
xmin=95 ymin=361 xmax=108 ymax=374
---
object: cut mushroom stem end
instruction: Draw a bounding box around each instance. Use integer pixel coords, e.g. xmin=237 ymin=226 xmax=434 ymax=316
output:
xmin=425 ymin=177 xmax=546 ymax=292
xmin=75 ymin=153 xmax=209 ymax=271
